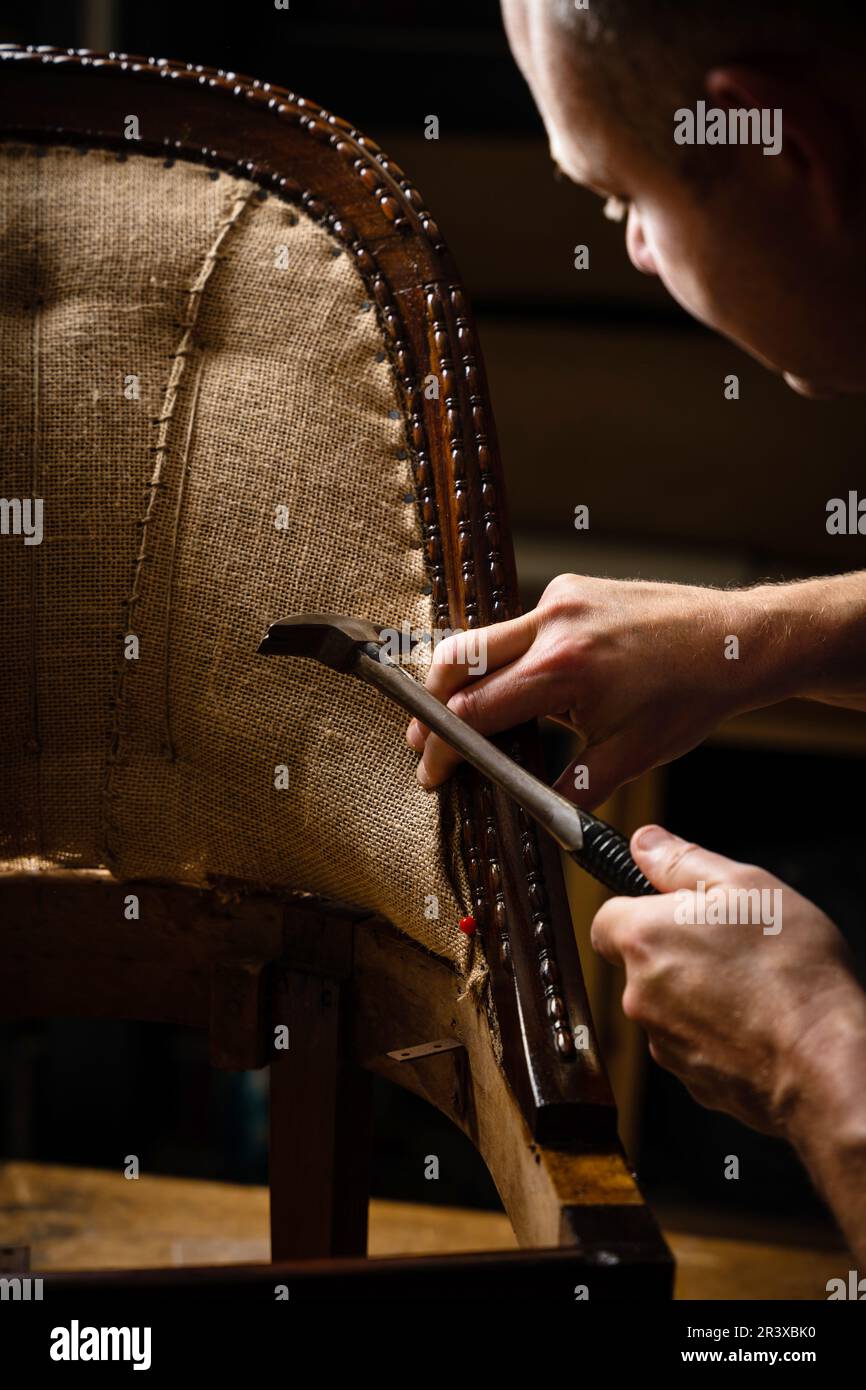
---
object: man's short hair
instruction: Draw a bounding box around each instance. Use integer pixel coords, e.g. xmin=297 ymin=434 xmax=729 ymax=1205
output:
xmin=549 ymin=1 xmax=864 ymax=166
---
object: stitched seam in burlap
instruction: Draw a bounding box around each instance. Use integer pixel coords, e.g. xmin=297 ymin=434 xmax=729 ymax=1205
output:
xmin=99 ymin=184 xmax=259 ymax=864
xmin=28 ymin=291 xmax=44 ymax=853
xmin=163 ymin=351 xmax=206 ymax=761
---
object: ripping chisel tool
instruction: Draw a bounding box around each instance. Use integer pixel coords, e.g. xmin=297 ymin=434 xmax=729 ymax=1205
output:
xmin=258 ymin=612 xmax=656 ymax=898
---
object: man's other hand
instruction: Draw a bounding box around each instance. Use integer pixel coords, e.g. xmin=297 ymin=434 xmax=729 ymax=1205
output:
xmin=591 ymin=825 xmax=860 ymax=1136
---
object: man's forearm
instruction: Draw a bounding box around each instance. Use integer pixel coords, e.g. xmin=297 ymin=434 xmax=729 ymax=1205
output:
xmin=750 ymin=571 xmax=866 ymax=712
xmin=779 ymin=982 xmax=866 ymax=1266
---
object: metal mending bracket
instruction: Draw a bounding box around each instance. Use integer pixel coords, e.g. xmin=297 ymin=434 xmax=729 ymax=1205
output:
xmin=386 ymin=1038 xmax=465 ymax=1063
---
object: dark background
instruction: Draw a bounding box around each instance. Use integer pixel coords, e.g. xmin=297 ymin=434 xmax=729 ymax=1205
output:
xmin=1 ymin=0 xmax=864 ymax=1246
xmin=2 ymin=0 xmax=537 ymax=134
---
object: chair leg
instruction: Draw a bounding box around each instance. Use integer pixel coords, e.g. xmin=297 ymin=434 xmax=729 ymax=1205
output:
xmin=269 ymin=966 xmax=371 ymax=1260
xmin=351 ymin=920 xmax=674 ymax=1293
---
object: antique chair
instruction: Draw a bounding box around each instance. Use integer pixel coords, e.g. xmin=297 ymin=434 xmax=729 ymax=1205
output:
xmin=0 ymin=45 xmax=672 ymax=1297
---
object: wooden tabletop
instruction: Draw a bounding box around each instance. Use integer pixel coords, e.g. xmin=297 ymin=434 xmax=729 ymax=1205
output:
xmin=0 ymin=1161 xmax=845 ymax=1300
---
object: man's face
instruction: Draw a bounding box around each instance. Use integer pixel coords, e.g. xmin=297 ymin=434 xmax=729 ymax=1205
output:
xmin=503 ymin=0 xmax=866 ymax=398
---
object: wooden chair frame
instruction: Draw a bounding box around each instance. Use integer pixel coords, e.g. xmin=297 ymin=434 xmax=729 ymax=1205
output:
xmin=0 ymin=45 xmax=672 ymax=1297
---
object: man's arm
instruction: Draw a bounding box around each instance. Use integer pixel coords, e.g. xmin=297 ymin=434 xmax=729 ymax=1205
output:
xmin=408 ymin=570 xmax=866 ymax=804
xmin=780 ymin=991 xmax=866 ymax=1267
xmin=778 ymin=571 xmax=866 ymax=712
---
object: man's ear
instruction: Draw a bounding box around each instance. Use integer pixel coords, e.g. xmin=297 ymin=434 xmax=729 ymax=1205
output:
xmin=705 ymin=65 xmax=856 ymax=231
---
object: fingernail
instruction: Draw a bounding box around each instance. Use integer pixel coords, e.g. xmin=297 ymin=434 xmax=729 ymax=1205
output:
xmin=416 ymin=764 xmax=432 ymax=790
xmin=406 ymin=720 xmax=425 ymax=752
xmin=634 ymin=825 xmax=671 ymax=855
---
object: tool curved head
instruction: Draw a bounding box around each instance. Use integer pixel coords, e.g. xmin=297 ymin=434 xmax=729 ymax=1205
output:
xmin=257 ymin=612 xmax=384 ymax=672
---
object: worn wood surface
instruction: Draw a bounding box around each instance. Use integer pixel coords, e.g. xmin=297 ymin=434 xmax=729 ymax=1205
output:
xmin=0 ymin=1162 xmax=843 ymax=1300
xmin=0 ymin=869 xmax=671 ymax=1276
xmin=355 ymin=918 xmax=642 ymax=1242
xmin=354 ymin=919 xmax=670 ymax=1289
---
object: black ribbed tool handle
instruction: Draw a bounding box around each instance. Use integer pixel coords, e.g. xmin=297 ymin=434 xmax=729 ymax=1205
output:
xmin=571 ymin=814 xmax=658 ymax=897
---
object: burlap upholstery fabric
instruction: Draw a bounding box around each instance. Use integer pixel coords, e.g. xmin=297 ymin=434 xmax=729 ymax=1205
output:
xmin=0 ymin=145 xmax=479 ymax=982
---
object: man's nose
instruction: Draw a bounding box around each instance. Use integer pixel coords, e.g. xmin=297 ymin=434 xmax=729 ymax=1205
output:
xmin=626 ymin=209 xmax=658 ymax=276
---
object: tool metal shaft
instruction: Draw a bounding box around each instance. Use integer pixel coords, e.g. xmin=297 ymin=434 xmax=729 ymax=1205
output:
xmin=355 ymin=644 xmax=656 ymax=898
xmin=356 ymin=644 xmax=585 ymax=853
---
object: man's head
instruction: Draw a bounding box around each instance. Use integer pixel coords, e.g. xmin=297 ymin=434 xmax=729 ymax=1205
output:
xmin=503 ymin=0 xmax=866 ymax=397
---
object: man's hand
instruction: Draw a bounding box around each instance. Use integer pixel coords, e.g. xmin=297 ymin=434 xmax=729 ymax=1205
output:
xmin=407 ymin=570 xmax=866 ymax=808
xmin=590 ymin=825 xmax=860 ymax=1136
xmin=408 ymin=573 xmax=797 ymax=806
xmin=592 ymin=824 xmax=866 ymax=1263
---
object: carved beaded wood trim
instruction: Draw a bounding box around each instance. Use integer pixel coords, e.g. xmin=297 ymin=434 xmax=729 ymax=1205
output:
xmin=426 ymin=280 xmax=577 ymax=1058
xmin=0 ymin=44 xmax=617 ymax=1142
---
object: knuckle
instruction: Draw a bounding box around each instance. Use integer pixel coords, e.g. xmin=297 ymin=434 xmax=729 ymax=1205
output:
xmin=541 ymin=572 xmax=579 ymax=601
xmin=539 ymin=596 xmax=576 ymax=627
xmin=448 ymin=685 xmax=478 ymax=724
xmin=591 ymin=900 xmax=612 ymax=928
xmin=539 ymin=576 xmax=584 ymax=621
xmin=431 ymin=633 xmax=462 ymax=670
xmin=619 ymin=925 xmax=649 ymax=963
xmin=622 ymin=985 xmax=644 ymax=1022
xmin=665 ymin=840 xmax=703 ymax=879
xmin=589 ymin=924 xmax=604 ymax=956
xmin=590 ymin=901 xmax=616 ymax=942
